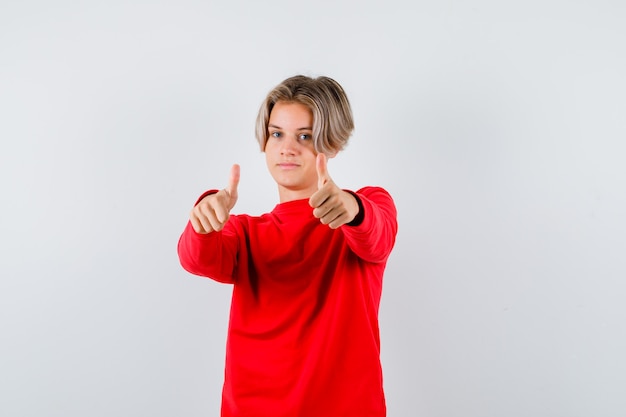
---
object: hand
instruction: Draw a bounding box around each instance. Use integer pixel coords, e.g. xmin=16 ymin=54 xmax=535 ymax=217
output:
xmin=190 ymin=164 xmax=240 ymax=234
xmin=309 ymin=154 xmax=359 ymax=229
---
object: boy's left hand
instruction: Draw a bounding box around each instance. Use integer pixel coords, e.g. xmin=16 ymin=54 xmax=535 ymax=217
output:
xmin=309 ymin=153 xmax=360 ymax=229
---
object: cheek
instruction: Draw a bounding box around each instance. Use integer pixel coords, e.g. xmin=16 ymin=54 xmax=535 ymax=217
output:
xmin=263 ymin=142 xmax=275 ymax=158
xmin=265 ymin=139 xmax=280 ymax=153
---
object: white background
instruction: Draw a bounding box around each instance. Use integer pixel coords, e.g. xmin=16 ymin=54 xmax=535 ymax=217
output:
xmin=1 ymin=1 xmax=625 ymax=416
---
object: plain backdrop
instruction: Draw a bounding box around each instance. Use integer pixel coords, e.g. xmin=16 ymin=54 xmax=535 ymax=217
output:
xmin=1 ymin=1 xmax=625 ymax=416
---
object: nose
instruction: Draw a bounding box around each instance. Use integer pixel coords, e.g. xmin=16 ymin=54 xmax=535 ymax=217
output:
xmin=280 ymin=136 xmax=298 ymax=155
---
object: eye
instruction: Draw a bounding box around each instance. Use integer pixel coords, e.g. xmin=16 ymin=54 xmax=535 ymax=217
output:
xmin=270 ymin=131 xmax=281 ymax=138
xmin=299 ymin=133 xmax=311 ymax=141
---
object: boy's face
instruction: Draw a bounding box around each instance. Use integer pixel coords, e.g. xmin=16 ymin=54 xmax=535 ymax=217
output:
xmin=265 ymin=101 xmax=318 ymax=202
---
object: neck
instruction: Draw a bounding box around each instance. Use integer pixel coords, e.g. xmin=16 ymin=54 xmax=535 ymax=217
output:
xmin=277 ymin=185 xmax=316 ymax=203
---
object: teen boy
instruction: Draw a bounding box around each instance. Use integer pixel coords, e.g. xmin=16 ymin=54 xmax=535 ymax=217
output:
xmin=178 ymin=75 xmax=398 ymax=417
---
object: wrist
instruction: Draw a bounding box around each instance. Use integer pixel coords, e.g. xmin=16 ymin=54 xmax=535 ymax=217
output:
xmin=344 ymin=190 xmax=364 ymax=227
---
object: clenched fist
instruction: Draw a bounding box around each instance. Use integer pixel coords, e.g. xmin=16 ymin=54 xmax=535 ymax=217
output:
xmin=190 ymin=164 xmax=240 ymax=234
xmin=309 ymin=154 xmax=359 ymax=229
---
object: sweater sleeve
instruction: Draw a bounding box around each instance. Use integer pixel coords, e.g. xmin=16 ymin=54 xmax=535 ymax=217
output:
xmin=341 ymin=186 xmax=398 ymax=264
xmin=176 ymin=192 xmax=241 ymax=284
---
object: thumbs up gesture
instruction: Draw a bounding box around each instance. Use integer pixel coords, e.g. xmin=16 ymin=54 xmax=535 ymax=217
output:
xmin=309 ymin=154 xmax=360 ymax=229
xmin=190 ymin=164 xmax=240 ymax=234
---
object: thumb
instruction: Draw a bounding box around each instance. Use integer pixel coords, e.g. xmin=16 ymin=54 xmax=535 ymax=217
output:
xmin=226 ymin=164 xmax=240 ymax=197
xmin=316 ymin=153 xmax=330 ymax=189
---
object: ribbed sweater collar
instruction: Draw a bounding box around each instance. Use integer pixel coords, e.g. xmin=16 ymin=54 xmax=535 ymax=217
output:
xmin=271 ymin=198 xmax=314 ymax=221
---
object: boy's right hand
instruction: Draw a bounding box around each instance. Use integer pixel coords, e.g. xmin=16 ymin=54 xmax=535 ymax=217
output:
xmin=190 ymin=164 xmax=240 ymax=234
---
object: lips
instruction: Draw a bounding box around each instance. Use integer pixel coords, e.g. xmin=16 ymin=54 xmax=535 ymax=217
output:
xmin=277 ymin=162 xmax=299 ymax=169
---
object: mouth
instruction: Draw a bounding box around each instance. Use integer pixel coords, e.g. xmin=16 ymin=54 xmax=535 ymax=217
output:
xmin=277 ymin=162 xmax=300 ymax=169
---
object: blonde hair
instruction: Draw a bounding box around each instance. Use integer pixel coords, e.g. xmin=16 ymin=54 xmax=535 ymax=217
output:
xmin=255 ymin=75 xmax=354 ymax=155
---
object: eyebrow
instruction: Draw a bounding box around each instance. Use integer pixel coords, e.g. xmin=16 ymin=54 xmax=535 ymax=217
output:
xmin=268 ymin=124 xmax=313 ymax=131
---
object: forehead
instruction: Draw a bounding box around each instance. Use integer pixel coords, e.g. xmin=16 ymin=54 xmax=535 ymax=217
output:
xmin=269 ymin=101 xmax=313 ymax=126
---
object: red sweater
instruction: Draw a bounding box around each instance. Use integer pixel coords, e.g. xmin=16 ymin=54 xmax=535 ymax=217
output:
xmin=178 ymin=186 xmax=398 ymax=417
